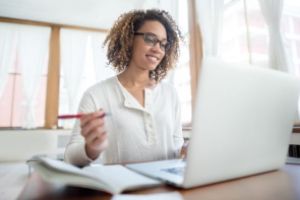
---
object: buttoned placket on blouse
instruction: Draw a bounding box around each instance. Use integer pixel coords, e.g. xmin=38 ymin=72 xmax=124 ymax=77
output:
xmin=116 ymin=78 xmax=157 ymax=145
xmin=143 ymin=88 xmax=157 ymax=144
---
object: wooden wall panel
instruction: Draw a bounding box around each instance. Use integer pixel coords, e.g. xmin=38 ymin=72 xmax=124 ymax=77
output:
xmin=188 ymin=0 xmax=203 ymax=115
xmin=45 ymin=26 xmax=60 ymax=128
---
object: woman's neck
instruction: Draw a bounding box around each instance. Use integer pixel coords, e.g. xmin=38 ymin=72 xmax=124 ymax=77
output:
xmin=118 ymin=68 xmax=152 ymax=89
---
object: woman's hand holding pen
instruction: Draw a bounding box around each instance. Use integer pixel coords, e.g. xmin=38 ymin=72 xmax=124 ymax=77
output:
xmin=80 ymin=110 xmax=108 ymax=160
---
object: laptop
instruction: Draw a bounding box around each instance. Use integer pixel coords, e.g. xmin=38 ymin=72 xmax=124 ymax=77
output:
xmin=126 ymin=58 xmax=300 ymax=188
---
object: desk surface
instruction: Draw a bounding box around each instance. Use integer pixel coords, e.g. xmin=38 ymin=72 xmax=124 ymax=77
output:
xmin=19 ymin=164 xmax=300 ymax=200
xmin=0 ymin=162 xmax=28 ymax=200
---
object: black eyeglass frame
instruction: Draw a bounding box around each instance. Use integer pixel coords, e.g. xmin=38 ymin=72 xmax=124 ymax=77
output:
xmin=134 ymin=32 xmax=170 ymax=51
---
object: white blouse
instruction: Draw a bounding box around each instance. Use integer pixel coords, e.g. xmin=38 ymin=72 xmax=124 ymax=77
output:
xmin=64 ymin=76 xmax=184 ymax=165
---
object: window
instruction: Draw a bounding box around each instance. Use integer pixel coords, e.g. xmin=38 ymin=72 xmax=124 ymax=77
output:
xmin=284 ymin=0 xmax=300 ymax=118
xmin=283 ymin=0 xmax=300 ymax=76
xmin=221 ymin=0 xmax=269 ymax=65
xmin=169 ymin=0 xmax=192 ymax=125
xmin=0 ymin=23 xmax=50 ymax=128
xmin=58 ymin=29 xmax=115 ymax=128
xmin=221 ymin=0 xmax=300 ymax=118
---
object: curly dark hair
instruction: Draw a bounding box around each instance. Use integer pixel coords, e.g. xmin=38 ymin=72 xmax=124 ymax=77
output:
xmin=103 ymin=9 xmax=183 ymax=82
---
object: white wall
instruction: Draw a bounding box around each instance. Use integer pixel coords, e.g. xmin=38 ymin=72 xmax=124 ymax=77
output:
xmin=0 ymin=129 xmax=70 ymax=162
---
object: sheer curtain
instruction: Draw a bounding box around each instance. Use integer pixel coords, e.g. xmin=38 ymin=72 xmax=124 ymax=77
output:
xmin=0 ymin=23 xmax=18 ymax=99
xmin=60 ymin=30 xmax=117 ymax=129
xmin=258 ymin=0 xmax=289 ymax=72
xmin=196 ymin=0 xmax=224 ymax=57
xmin=18 ymin=25 xmax=50 ymax=129
xmin=90 ymin=32 xmax=115 ymax=82
xmin=60 ymin=29 xmax=88 ymax=115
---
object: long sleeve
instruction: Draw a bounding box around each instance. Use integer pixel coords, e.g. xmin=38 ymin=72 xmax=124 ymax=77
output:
xmin=64 ymin=91 xmax=99 ymax=166
xmin=173 ymin=88 xmax=184 ymax=158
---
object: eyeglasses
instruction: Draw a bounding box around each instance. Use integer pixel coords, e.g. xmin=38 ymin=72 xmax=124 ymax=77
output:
xmin=134 ymin=32 xmax=169 ymax=51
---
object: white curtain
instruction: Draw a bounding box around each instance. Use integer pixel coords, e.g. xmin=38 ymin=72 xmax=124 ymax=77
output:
xmin=18 ymin=25 xmax=50 ymax=129
xmin=258 ymin=0 xmax=289 ymax=72
xmin=196 ymin=0 xmax=224 ymax=57
xmin=90 ymin=32 xmax=115 ymax=81
xmin=0 ymin=23 xmax=18 ymax=99
xmin=60 ymin=29 xmax=89 ymax=115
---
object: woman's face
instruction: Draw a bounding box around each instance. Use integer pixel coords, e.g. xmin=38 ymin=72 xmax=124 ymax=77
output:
xmin=129 ymin=20 xmax=167 ymax=72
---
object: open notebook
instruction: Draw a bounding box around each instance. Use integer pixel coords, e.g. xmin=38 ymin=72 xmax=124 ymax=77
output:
xmin=27 ymin=156 xmax=160 ymax=194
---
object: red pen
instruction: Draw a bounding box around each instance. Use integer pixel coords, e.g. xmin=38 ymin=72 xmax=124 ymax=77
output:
xmin=57 ymin=112 xmax=110 ymax=119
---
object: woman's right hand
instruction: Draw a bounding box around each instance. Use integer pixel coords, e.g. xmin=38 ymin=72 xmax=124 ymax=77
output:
xmin=80 ymin=110 xmax=108 ymax=160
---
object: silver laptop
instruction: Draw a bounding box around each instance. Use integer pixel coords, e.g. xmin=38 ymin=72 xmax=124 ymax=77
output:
xmin=126 ymin=58 xmax=300 ymax=188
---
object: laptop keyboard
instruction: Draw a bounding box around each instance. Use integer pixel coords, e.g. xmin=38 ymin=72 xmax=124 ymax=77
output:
xmin=161 ymin=166 xmax=185 ymax=176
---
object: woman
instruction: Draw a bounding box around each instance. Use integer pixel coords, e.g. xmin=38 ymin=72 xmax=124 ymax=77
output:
xmin=65 ymin=9 xmax=184 ymax=166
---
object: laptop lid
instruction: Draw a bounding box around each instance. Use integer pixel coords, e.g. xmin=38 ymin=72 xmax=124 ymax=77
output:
xmin=183 ymin=58 xmax=300 ymax=188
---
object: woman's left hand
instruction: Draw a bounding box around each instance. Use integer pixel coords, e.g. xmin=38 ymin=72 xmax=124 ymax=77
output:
xmin=180 ymin=141 xmax=189 ymax=159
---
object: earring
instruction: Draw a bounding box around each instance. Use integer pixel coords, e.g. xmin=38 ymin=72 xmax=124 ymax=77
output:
xmin=149 ymin=71 xmax=156 ymax=80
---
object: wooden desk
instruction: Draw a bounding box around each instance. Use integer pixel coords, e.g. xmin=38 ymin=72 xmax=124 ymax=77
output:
xmin=19 ymin=164 xmax=300 ymax=200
